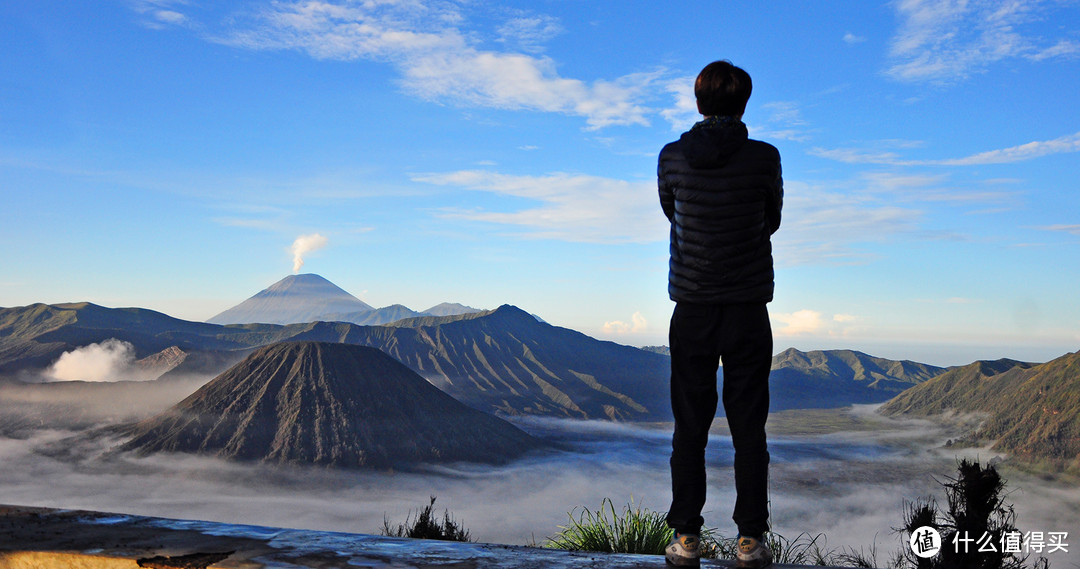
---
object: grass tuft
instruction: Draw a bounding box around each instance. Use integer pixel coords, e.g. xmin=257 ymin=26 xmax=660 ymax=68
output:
xmin=545 ymin=497 xmax=674 ymax=555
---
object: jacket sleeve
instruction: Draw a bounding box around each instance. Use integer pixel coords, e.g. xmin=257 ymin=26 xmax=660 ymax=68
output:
xmin=766 ymin=160 xmax=783 ymax=234
xmin=658 ymin=151 xmax=675 ymax=221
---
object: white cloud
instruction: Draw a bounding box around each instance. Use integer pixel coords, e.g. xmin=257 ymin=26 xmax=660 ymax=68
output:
xmin=210 ymin=1 xmax=657 ymax=129
xmin=415 ymin=170 xmax=668 ymax=244
xmin=887 ymin=0 xmax=1080 ymax=82
xmin=773 ymin=310 xmax=863 ymax=337
xmin=772 ymin=309 xmax=825 ymax=335
xmin=602 ymin=312 xmax=647 ymax=335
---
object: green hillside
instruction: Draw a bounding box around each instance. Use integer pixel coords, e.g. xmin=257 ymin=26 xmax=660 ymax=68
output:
xmin=0 ymin=302 xmax=271 ymax=373
xmin=879 ymin=351 xmax=1080 ymax=470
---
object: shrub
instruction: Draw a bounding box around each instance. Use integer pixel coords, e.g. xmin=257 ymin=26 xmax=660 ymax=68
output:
xmin=380 ymin=495 xmax=472 ymax=542
xmin=896 ymin=459 xmax=1050 ymax=569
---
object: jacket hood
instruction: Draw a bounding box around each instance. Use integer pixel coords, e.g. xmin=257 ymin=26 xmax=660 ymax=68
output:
xmin=679 ymin=118 xmax=749 ymax=168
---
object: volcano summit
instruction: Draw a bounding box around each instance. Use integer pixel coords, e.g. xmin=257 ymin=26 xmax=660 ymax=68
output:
xmin=120 ymin=341 xmax=545 ymax=468
xmin=206 ymin=274 xmax=374 ymax=325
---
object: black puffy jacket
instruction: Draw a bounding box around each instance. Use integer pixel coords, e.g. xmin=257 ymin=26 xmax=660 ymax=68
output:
xmin=658 ymin=118 xmax=783 ymax=304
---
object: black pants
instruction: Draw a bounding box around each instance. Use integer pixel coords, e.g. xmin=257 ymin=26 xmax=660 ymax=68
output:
xmin=666 ymin=302 xmax=771 ymax=540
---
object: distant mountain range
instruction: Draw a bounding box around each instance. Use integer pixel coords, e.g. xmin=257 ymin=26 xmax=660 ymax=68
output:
xmin=0 ymin=301 xmax=668 ymax=419
xmin=769 ymin=348 xmax=946 ymax=409
xmin=8 ymin=272 xmax=1074 ymax=434
xmin=206 ymin=274 xmax=482 ymax=326
xmin=120 ymin=342 xmax=545 ymax=468
xmin=6 ymin=272 xmax=1077 ymax=470
xmin=1 ymin=300 xmax=962 ymax=421
xmin=879 ymin=351 xmax=1080 ymax=470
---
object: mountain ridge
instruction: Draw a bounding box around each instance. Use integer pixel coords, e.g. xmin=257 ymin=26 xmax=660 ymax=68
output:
xmin=762 ymin=347 xmax=947 ymax=410
xmin=879 ymin=351 xmax=1080 ymax=470
xmin=205 ymin=274 xmax=486 ymax=326
xmin=2 ymin=300 xmax=973 ymax=421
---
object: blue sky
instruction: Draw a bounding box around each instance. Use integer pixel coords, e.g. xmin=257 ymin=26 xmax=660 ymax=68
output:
xmin=2 ymin=1 xmax=1078 ymax=366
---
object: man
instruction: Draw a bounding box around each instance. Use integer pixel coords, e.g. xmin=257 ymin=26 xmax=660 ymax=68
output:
xmin=658 ymin=60 xmax=782 ymax=568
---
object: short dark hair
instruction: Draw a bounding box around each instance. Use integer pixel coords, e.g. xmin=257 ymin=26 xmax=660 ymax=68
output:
xmin=694 ymin=60 xmax=752 ymax=117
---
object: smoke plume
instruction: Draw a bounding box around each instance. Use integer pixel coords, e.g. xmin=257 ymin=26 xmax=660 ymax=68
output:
xmin=48 ymin=339 xmax=138 ymax=382
xmin=291 ymin=233 xmax=328 ymax=273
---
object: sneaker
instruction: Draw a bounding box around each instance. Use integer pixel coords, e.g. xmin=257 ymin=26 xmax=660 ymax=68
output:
xmin=665 ymin=532 xmax=701 ymax=567
xmin=735 ymin=535 xmax=773 ymax=568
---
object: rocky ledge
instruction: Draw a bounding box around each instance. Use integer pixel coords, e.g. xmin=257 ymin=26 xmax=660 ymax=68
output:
xmin=0 ymin=504 xmax=838 ymax=568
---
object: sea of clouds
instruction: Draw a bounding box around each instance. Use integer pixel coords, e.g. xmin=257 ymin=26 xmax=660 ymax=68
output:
xmin=1 ymin=351 xmax=1077 ymax=567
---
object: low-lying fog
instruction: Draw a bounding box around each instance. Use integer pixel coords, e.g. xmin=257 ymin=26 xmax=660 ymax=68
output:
xmin=1 ymin=381 xmax=1077 ymax=568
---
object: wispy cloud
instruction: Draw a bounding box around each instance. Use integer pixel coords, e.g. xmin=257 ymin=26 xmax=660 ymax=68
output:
xmin=761 ymin=102 xmax=807 ymax=126
xmin=936 ymin=131 xmax=1080 ymax=165
xmin=750 ymin=101 xmax=813 ymax=142
xmin=176 ymin=1 xmax=662 ymax=130
xmin=811 ymin=131 xmax=1080 ymax=166
xmin=659 ymin=76 xmax=698 ymax=131
xmin=809 ymin=147 xmax=905 ymax=165
xmin=843 ymin=32 xmax=867 ymax=45
xmin=860 ymin=172 xmax=1020 ymax=208
xmin=423 ymin=169 xmax=939 ymax=260
xmin=495 ymin=12 xmax=563 ymax=54
xmin=773 ymin=180 xmax=923 ymax=265
xmin=131 ymin=0 xmax=192 ymax=29
xmin=1028 ymin=38 xmax=1080 ymax=61
xmin=887 ymin=0 xmax=1080 ymax=82
xmin=1040 ymin=224 xmax=1080 ymax=236
xmin=414 ymin=170 xmax=667 ymax=244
